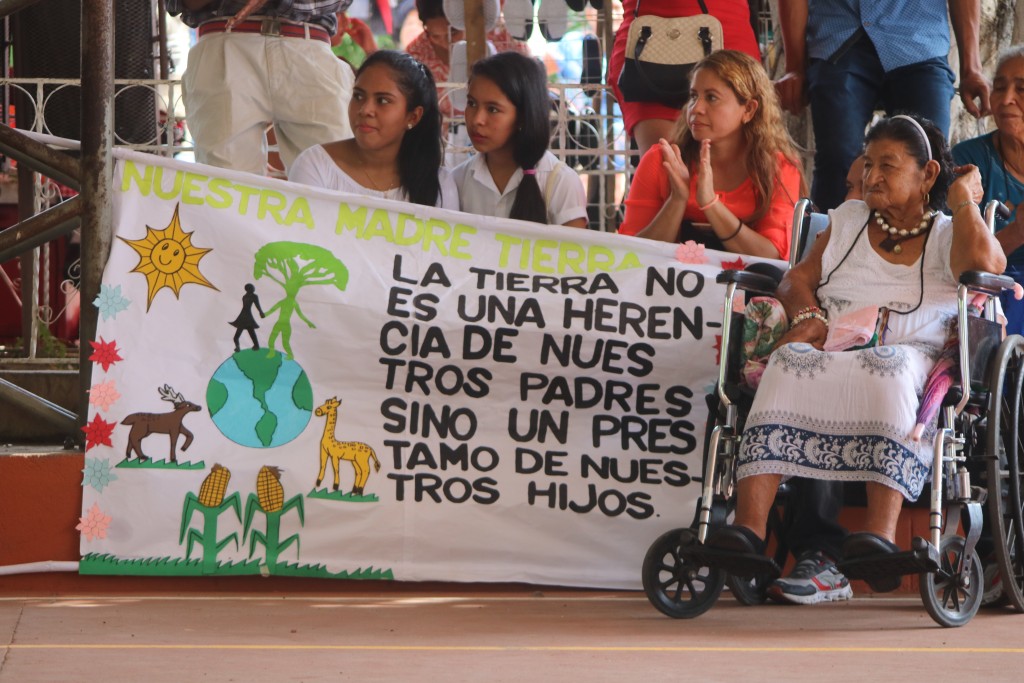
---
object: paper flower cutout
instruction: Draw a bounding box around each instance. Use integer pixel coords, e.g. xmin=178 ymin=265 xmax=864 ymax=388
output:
xmin=720 ymin=256 xmax=748 ymax=271
xmin=93 ymin=283 xmax=131 ymax=321
xmin=89 ymin=337 xmax=123 ymax=372
xmin=82 ymin=457 xmax=118 ymax=493
xmin=89 ymin=379 xmax=121 ymax=412
xmin=76 ymin=503 xmax=112 ymax=541
xmin=82 ymin=414 xmax=116 ymax=451
xmin=713 ymin=334 xmax=723 ymax=365
xmin=675 ymin=240 xmax=708 ymax=265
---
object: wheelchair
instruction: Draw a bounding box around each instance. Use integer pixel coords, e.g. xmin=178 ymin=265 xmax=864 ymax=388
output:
xmin=642 ymin=200 xmax=1024 ymax=628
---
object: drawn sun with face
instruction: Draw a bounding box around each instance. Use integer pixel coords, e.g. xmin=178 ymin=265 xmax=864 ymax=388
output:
xmin=119 ymin=204 xmax=218 ymax=310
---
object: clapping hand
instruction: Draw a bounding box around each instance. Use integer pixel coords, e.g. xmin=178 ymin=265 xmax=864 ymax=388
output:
xmin=658 ymin=138 xmax=690 ymax=205
xmin=693 ymin=139 xmax=716 ymax=209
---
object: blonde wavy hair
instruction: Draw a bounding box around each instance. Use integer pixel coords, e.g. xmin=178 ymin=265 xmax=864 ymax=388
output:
xmin=671 ymin=49 xmax=806 ymax=224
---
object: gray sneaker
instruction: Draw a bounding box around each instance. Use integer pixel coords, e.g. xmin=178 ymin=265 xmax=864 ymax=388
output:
xmin=768 ymin=551 xmax=854 ymax=605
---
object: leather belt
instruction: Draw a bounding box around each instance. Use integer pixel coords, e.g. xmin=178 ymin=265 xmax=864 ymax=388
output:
xmin=197 ymin=17 xmax=331 ymax=44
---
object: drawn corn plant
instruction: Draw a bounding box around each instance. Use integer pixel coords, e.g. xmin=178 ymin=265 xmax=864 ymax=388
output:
xmin=244 ymin=466 xmax=304 ymax=568
xmin=179 ymin=464 xmax=242 ymax=573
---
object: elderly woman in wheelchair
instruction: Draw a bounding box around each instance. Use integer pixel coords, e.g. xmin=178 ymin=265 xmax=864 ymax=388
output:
xmin=645 ymin=114 xmax=1023 ymax=627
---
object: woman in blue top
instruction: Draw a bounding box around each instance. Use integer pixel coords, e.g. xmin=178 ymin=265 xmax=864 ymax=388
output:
xmin=952 ymin=46 xmax=1024 ymax=333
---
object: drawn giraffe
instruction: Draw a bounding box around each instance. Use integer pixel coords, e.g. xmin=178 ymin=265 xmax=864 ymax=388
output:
xmin=314 ymin=396 xmax=381 ymax=495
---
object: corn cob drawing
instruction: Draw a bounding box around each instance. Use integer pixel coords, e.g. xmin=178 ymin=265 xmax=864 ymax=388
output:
xmin=180 ymin=464 xmax=241 ymax=573
xmin=256 ymin=466 xmax=284 ymax=512
xmin=244 ymin=465 xmax=304 ymax=570
xmin=198 ymin=464 xmax=231 ymax=507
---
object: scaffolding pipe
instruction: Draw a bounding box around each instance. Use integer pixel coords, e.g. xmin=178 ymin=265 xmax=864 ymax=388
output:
xmin=0 ymin=561 xmax=79 ymax=576
xmin=0 ymin=124 xmax=81 ymax=190
xmin=78 ymin=1 xmax=114 ymax=430
xmin=0 ymin=194 xmax=82 ymax=263
xmin=0 ymin=377 xmax=78 ymax=431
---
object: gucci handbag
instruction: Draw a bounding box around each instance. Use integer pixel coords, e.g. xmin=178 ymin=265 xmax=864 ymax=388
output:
xmin=618 ymin=0 xmax=723 ymax=108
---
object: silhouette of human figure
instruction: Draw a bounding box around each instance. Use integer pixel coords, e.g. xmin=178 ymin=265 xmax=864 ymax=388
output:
xmin=230 ymin=283 xmax=265 ymax=352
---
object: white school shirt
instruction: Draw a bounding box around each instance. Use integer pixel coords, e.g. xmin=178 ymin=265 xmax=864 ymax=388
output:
xmin=452 ymin=150 xmax=587 ymax=226
xmin=288 ymin=144 xmax=460 ymax=211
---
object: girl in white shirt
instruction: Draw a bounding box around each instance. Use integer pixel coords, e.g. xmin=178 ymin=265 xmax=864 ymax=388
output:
xmin=290 ymin=50 xmax=457 ymax=210
xmin=453 ymin=52 xmax=588 ymax=228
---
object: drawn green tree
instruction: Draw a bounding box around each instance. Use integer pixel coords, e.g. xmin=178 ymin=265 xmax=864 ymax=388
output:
xmin=253 ymin=242 xmax=349 ymax=359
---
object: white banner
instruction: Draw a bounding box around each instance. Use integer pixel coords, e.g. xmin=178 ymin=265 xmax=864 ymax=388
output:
xmin=77 ymin=151 xmax=773 ymax=588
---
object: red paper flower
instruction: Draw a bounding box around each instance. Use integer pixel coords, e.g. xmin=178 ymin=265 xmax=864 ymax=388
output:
xmin=82 ymin=414 xmax=116 ymax=451
xmin=713 ymin=334 xmax=723 ymax=365
xmin=720 ymin=256 xmax=747 ymax=271
xmin=89 ymin=337 xmax=123 ymax=372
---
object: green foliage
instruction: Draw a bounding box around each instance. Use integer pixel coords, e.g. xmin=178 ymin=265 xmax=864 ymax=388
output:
xmin=13 ymin=325 xmax=69 ymax=358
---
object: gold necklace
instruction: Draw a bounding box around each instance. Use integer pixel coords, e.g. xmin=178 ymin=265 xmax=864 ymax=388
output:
xmin=360 ymin=168 xmax=398 ymax=192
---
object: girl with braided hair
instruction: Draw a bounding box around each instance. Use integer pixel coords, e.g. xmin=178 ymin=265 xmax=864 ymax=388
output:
xmin=453 ymin=52 xmax=588 ymax=228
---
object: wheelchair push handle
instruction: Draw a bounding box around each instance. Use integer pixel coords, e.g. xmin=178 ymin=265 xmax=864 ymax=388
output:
xmin=984 ymin=199 xmax=1011 ymax=229
xmin=715 ymin=269 xmax=781 ymax=297
xmin=959 ymin=270 xmax=1017 ymax=295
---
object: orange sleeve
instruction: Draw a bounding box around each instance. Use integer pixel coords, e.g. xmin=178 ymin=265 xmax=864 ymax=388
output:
xmin=618 ymin=146 xmax=672 ymax=236
xmin=750 ymin=157 xmax=801 ymax=260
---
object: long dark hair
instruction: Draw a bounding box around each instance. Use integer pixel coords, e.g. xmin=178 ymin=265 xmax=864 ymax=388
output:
xmin=470 ymin=52 xmax=550 ymax=224
xmin=672 ymin=50 xmax=806 ymax=224
xmin=356 ymin=50 xmax=444 ymax=207
xmin=864 ymin=113 xmax=954 ymax=212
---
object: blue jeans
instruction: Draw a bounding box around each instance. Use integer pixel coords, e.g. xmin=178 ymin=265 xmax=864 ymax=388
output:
xmin=806 ymin=33 xmax=956 ymax=211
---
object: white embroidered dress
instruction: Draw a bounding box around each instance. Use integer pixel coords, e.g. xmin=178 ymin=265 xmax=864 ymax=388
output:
xmin=736 ymin=201 xmax=958 ymax=500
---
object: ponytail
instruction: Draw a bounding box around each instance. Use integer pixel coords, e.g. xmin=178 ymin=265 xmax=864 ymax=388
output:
xmin=471 ymin=52 xmax=551 ymax=224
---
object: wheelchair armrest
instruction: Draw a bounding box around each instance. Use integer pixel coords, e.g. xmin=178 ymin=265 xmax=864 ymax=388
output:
xmin=958 ymin=270 xmax=1017 ymax=295
xmin=716 ymin=270 xmax=779 ymax=297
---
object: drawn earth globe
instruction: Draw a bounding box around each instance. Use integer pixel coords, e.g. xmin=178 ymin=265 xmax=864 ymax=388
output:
xmin=206 ymin=350 xmax=313 ymax=448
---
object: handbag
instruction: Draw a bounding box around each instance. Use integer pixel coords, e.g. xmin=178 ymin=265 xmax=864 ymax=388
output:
xmin=617 ymin=0 xmax=723 ymax=108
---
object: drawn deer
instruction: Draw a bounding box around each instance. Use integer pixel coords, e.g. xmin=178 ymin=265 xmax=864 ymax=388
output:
xmin=121 ymin=385 xmax=201 ymax=463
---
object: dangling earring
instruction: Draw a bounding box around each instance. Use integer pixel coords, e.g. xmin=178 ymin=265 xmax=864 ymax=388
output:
xmin=924 ymin=190 xmax=930 ymax=207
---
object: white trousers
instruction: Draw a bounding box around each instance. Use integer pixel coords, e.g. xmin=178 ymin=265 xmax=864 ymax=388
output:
xmin=182 ymin=31 xmax=354 ymax=176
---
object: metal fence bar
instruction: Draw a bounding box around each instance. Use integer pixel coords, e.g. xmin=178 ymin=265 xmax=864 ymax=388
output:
xmin=0 ymin=193 xmax=81 ymax=262
xmin=0 ymin=123 xmax=81 ymax=189
xmin=0 ymin=377 xmax=77 ymax=431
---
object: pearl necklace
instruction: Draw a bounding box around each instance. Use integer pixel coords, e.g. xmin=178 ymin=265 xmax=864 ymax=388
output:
xmin=875 ymin=210 xmax=934 ymax=254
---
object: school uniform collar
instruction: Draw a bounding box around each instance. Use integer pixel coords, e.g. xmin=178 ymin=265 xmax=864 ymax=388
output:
xmin=468 ymin=153 xmax=524 ymax=198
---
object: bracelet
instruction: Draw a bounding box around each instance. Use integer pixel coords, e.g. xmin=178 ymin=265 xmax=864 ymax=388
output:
xmin=721 ymin=216 xmax=743 ymax=242
xmin=698 ymin=194 xmax=721 ymax=212
xmin=952 ymin=199 xmax=977 ymax=217
xmin=789 ymin=306 xmax=828 ymax=330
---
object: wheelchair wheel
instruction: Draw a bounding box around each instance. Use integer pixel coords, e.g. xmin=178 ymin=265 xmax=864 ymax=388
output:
xmin=642 ymin=528 xmax=725 ymax=619
xmin=985 ymin=334 xmax=1024 ymax=612
xmin=726 ymin=574 xmax=770 ymax=605
xmin=919 ymin=535 xmax=984 ymax=628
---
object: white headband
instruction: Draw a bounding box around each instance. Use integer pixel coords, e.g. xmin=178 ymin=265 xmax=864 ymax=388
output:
xmin=891 ymin=114 xmax=932 ymax=161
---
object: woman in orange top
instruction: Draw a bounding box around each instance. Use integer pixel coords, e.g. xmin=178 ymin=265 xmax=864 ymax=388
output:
xmin=619 ymin=50 xmax=805 ymax=260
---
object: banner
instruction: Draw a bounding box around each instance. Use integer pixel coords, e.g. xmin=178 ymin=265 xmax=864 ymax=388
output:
xmin=77 ymin=151 xmax=773 ymax=588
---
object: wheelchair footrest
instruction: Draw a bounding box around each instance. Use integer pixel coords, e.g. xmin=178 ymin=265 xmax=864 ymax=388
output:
xmin=679 ymin=542 xmax=781 ymax=580
xmin=838 ymin=538 xmax=940 ymax=583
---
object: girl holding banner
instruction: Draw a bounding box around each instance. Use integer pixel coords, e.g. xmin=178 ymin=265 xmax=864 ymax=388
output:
xmin=453 ymin=52 xmax=588 ymax=229
xmin=289 ymin=50 xmax=458 ymax=210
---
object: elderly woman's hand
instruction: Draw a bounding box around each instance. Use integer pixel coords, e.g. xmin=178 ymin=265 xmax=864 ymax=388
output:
xmin=947 ymin=164 xmax=986 ymax=207
xmin=772 ymin=318 xmax=828 ymax=352
xmin=659 ymin=138 xmax=690 ymax=205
